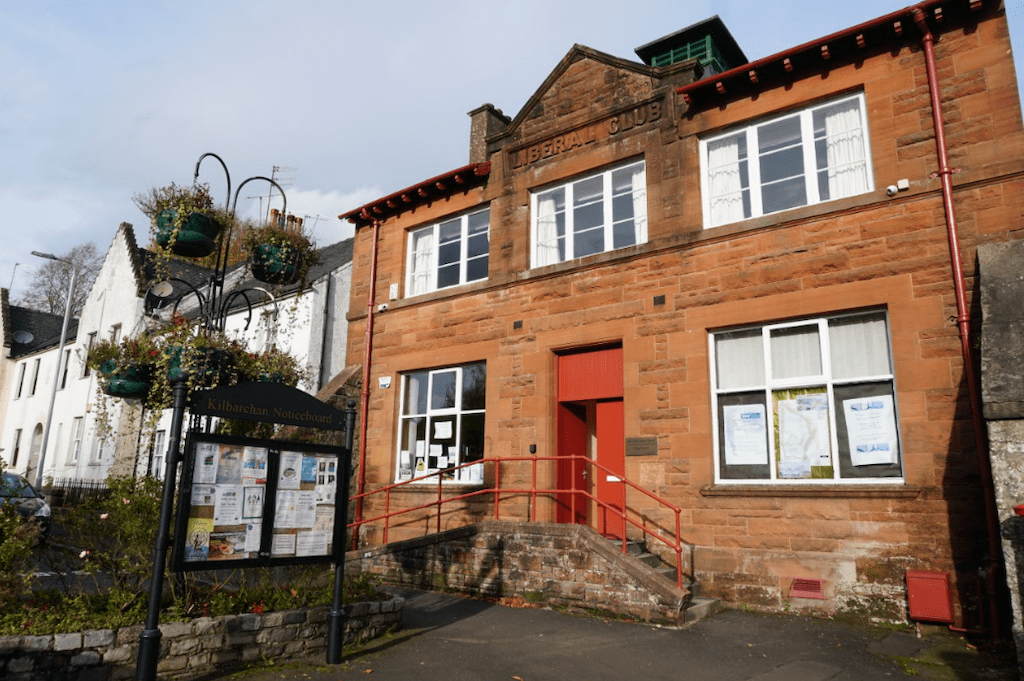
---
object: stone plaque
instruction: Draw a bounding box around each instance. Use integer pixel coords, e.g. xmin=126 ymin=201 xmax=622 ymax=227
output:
xmin=625 ymin=437 xmax=658 ymax=457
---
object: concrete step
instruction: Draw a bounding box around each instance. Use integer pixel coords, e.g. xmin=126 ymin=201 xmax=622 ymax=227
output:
xmin=684 ymin=596 xmax=723 ymax=624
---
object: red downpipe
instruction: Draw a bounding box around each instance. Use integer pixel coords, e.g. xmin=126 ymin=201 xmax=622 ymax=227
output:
xmin=352 ymin=219 xmax=381 ymax=549
xmin=913 ymin=8 xmax=1001 ymax=640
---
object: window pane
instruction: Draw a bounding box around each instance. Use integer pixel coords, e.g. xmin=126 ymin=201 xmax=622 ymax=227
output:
xmin=829 ymin=312 xmax=891 ymax=379
xmin=461 ymin=413 xmax=485 ymax=463
xmin=834 ymin=382 xmax=901 ymax=478
xmin=769 ymin=325 xmax=821 ymax=379
xmin=716 ymin=330 xmax=765 ymax=389
xmin=466 ymin=255 xmax=488 ymax=283
xmin=461 ymin=363 xmax=487 ymax=410
xmin=574 ymin=200 xmax=603 ymax=233
xmin=437 ymin=263 xmax=460 ymax=289
xmin=573 ymin=176 xmax=602 ymax=205
xmin=759 ymin=145 xmax=804 ymax=185
xmin=761 ymin=176 xmax=807 ymax=213
xmin=403 ymin=371 xmax=429 ymax=415
xmin=613 ymin=221 xmax=637 ymax=249
xmin=466 ymin=228 xmax=488 ymax=259
xmin=718 ymin=392 xmax=771 ymax=480
xmin=758 ymin=116 xmax=801 ymax=154
xmin=431 ymin=371 xmax=457 ymax=410
xmin=574 ymin=226 xmax=604 ymax=258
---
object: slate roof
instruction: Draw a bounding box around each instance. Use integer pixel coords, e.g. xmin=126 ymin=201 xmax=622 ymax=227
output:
xmin=8 ymin=305 xmax=78 ymax=359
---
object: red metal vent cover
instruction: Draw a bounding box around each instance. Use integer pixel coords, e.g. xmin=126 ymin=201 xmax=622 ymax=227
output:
xmin=790 ymin=578 xmax=825 ymax=600
xmin=906 ymin=570 xmax=953 ymax=624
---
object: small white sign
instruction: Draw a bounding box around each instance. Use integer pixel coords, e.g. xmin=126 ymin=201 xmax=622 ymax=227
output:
xmin=378 ymin=376 xmax=392 ymax=389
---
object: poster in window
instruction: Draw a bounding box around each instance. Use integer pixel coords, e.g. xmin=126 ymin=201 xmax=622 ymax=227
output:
xmin=242 ymin=486 xmax=264 ymax=519
xmin=777 ymin=393 xmax=831 ymax=473
xmin=194 ymin=442 xmax=219 ymax=483
xmin=215 ymin=447 xmax=242 ymax=484
xmin=843 ymin=395 xmax=898 ymax=466
xmin=241 ymin=446 xmax=268 ymax=485
xmin=723 ymin=404 xmax=769 ymax=465
xmin=278 ymin=451 xmax=302 ymax=489
xmin=295 ymin=530 xmax=330 ymax=557
xmin=209 ymin=530 xmax=246 ymax=560
xmin=214 ymin=485 xmax=242 ymax=525
xmin=185 ymin=517 xmax=213 ymax=561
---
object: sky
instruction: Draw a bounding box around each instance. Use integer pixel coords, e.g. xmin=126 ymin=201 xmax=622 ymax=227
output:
xmin=2 ymin=0 xmax=1022 ymax=303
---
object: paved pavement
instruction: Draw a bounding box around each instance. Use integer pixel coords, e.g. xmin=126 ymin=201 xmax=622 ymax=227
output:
xmin=205 ymin=588 xmax=1017 ymax=681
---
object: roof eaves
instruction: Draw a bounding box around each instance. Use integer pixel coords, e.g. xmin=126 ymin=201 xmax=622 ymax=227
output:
xmin=676 ymin=0 xmax=970 ymax=107
xmin=339 ymin=162 xmax=491 ymax=228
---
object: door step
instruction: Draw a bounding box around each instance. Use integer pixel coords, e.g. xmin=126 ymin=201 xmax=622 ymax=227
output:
xmin=612 ymin=539 xmax=722 ymax=625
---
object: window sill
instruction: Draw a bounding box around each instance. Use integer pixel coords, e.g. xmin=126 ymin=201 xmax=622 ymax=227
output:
xmin=700 ymin=484 xmax=920 ymax=499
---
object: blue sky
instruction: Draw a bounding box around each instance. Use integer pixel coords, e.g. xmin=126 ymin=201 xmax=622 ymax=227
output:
xmin=1 ymin=0 xmax=1022 ymax=302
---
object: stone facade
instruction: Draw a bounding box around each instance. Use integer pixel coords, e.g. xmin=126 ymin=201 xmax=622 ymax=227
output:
xmin=0 ymin=597 xmax=402 ymax=681
xmin=342 ymin=2 xmax=1024 ymax=625
xmin=979 ymin=240 xmax=1024 ymax=672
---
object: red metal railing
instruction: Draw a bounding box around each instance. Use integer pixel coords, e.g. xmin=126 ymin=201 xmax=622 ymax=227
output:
xmin=348 ymin=455 xmax=685 ymax=588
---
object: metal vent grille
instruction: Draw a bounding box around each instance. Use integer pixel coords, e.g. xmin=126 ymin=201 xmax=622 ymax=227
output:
xmin=790 ymin=578 xmax=825 ymax=600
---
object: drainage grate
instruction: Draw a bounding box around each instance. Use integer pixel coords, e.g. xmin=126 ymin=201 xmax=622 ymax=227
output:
xmin=790 ymin=578 xmax=825 ymax=599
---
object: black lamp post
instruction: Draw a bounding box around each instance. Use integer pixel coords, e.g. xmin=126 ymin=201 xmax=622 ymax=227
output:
xmin=135 ymin=154 xmax=289 ymax=681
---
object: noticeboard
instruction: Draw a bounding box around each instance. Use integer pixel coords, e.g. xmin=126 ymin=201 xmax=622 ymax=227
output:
xmin=171 ymin=433 xmax=347 ymax=571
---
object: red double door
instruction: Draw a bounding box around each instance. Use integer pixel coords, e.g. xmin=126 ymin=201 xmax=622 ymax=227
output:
xmin=555 ymin=347 xmax=625 ymax=539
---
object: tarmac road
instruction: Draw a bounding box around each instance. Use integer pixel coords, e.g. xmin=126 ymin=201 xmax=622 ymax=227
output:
xmin=201 ymin=588 xmax=1018 ymax=680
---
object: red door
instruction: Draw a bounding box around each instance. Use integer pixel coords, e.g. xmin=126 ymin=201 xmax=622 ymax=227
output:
xmin=594 ymin=400 xmax=625 ymax=538
xmin=556 ymin=347 xmax=626 ymax=540
xmin=555 ymin=403 xmax=588 ymax=525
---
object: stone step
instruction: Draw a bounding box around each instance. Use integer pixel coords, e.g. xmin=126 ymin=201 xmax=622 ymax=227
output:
xmin=684 ymin=596 xmax=723 ymax=624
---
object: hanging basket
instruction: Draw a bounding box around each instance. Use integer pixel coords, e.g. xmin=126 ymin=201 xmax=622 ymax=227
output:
xmin=99 ymin=360 xmax=153 ymax=400
xmin=165 ymin=346 xmax=233 ymax=387
xmin=250 ymin=243 xmax=303 ymax=285
xmin=156 ymin=210 xmax=222 ymax=258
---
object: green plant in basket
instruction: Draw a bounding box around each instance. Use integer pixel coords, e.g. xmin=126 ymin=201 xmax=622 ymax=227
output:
xmin=86 ymin=333 xmax=162 ymax=401
xmin=242 ymin=220 xmax=321 ymax=286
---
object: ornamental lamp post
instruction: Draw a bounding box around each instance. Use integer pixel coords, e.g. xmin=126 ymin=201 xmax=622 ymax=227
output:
xmin=29 ymin=250 xmax=77 ymax=490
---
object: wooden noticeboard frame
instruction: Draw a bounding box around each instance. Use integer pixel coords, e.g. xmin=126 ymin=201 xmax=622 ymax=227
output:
xmin=171 ymin=433 xmax=346 ymax=571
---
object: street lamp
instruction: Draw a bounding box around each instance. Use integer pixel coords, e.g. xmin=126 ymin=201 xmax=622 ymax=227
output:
xmin=30 ymin=251 xmax=77 ymax=490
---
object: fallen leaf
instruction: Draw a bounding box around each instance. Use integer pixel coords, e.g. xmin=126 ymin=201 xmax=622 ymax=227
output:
xmin=513 ymin=677 xmax=524 ymax=680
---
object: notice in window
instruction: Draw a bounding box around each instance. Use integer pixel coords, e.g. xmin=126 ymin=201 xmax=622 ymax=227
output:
xmin=214 ymin=485 xmax=242 ymax=525
xmin=723 ymin=404 xmax=769 ymax=465
xmin=777 ymin=394 xmax=831 ymax=467
xmin=279 ymin=451 xmax=303 ymax=490
xmin=194 ymin=442 xmax=219 ymax=483
xmin=242 ymin=486 xmax=264 ymax=520
xmin=184 ymin=518 xmax=213 ymax=561
xmin=843 ymin=395 xmax=898 ymax=466
xmin=241 ymin=447 xmax=268 ymax=485
xmin=295 ymin=530 xmax=330 ymax=557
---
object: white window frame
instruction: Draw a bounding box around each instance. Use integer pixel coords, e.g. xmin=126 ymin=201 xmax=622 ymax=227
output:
xmin=396 ymin=362 xmax=486 ymax=484
xmin=12 ymin=429 xmax=22 ymax=467
xmin=530 ymin=159 xmax=648 ymax=268
xmin=700 ymin=92 xmax=873 ymax=228
xmin=709 ymin=310 xmax=902 ymax=484
xmin=14 ymin=363 xmax=26 ymax=399
xmin=69 ymin=417 xmax=84 ymax=464
xmin=29 ymin=358 xmax=41 ymax=396
xmin=405 ymin=207 xmax=490 ymax=297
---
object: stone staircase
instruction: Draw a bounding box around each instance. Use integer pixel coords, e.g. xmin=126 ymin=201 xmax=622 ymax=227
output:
xmin=616 ymin=538 xmax=722 ymax=625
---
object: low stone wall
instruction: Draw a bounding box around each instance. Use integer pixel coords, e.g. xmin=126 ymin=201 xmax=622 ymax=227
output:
xmin=0 ymin=596 xmax=403 ymax=681
xmin=346 ymin=521 xmax=689 ymax=624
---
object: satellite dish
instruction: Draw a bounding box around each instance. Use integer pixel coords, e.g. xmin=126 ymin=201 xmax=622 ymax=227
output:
xmin=13 ymin=331 xmax=34 ymax=344
xmin=151 ymin=281 xmax=174 ymax=298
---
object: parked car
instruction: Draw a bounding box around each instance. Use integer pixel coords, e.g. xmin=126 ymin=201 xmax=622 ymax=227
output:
xmin=0 ymin=472 xmax=51 ymax=538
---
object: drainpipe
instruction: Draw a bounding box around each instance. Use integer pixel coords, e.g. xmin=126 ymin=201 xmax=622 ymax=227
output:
xmin=352 ymin=219 xmax=381 ymax=548
xmin=913 ymin=8 xmax=1002 ymax=640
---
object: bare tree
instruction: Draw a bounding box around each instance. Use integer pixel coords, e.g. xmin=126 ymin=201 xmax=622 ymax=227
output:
xmin=17 ymin=242 xmax=103 ymax=317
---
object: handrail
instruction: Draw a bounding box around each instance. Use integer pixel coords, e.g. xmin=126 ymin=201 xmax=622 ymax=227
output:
xmin=348 ymin=455 xmax=686 ymax=588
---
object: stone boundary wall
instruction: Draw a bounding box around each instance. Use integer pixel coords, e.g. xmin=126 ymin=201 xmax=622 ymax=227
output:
xmin=346 ymin=521 xmax=689 ymax=624
xmin=0 ymin=596 xmax=403 ymax=681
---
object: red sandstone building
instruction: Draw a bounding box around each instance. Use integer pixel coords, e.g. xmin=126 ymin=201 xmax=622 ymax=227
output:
xmin=341 ymin=0 xmax=1023 ymax=625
